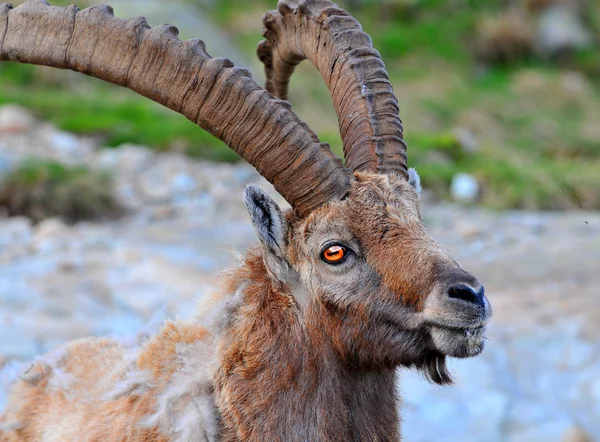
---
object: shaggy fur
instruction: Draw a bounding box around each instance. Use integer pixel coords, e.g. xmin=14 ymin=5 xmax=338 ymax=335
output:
xmin=0 ymin=173 xmax=491 ymax=441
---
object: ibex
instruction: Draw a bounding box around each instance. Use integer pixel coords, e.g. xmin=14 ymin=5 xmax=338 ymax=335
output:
xmin=0 ymin=0 xmax=492 ymax=440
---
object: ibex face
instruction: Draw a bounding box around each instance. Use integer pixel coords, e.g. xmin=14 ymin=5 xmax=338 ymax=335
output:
xmin=245 ymin=171 xmax=491 ymax=384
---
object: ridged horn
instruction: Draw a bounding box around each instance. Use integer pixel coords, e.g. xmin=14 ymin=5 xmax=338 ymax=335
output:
xmin=257 ymin=0 xmax=408 ymax=178
xmin=0 ymin=0 xmax=352 ymax=217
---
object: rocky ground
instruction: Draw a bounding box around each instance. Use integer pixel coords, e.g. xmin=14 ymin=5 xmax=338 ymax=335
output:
xmin=0 ymin=105 xmax=598 ymax=441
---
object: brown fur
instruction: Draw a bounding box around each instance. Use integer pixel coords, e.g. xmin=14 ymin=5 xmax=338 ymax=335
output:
xmin=0 ymin=173 xmax=491 ymax=441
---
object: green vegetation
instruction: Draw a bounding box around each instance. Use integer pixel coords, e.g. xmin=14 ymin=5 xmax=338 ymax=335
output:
xmin=2 ymin=0 xmax=600 ymax=210
xmin=0 ymin=160 xmax=123 ymax=223
xmin=0 ymin=63 xmax=236 ymax=162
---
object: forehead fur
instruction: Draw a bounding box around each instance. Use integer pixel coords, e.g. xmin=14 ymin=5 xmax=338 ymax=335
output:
xmin=297 ymin=172 xmax=422 ymax=239
xmin=350 ymin=172 xmax=421 ymax=220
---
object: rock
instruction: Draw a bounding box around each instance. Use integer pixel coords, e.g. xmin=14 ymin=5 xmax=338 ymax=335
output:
xmin=452 ymin=127 xmax=478 ymax=153
xmin=32 ymin=218 xmax=69 ymax=254
xmin=138 ymin=172 xmax=172 ymax=202
xmin=149 ymin=204 xmax=178 ymax=220
xmin=450 ymin=173 xmax=479 ymax=203
xmin=0 ymin=105 xmax=36 ymax=134
xmin=535 ymin=5 xmax=593 ymax=57
xmin=0 ymin=154 xmax=14 ymax=173
xmin=119 ymin=145 xmax=155 ymax=170
xmin=454 ymin=219 xmax=484 ymax=239
xmin=49 ymin=131 xmax=79 ymax=154
xmin=562 ymin=425 xmax=592 ymax=442
xmin=34 ymin=218 xmax=69 ymax=239
xmin=172 ymin=173 xmax=196 ymax=193
xmin=37 ymin=124 xmax=97 ymax=164
xmin=100 ymin=144 xmax=154 ymax=172
xmin=560 ymin=71 xmax=591 ymax=96
xmin=0 ymin=217 xmax=32 ymax=249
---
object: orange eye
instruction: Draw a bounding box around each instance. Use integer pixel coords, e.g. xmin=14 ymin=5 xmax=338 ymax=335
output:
xmin=322 ymin=245 xmax=347 ymax=264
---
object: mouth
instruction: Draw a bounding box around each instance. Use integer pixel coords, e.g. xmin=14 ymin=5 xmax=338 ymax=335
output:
xmin=428 ymin=322 xmax=487 ymax=358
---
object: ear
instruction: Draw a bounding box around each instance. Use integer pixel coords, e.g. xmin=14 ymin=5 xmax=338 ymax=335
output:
xmin=244 ymin=184 xmax=288 ymax=260
xmin=408 ymin=168 xmax=422 ymax=195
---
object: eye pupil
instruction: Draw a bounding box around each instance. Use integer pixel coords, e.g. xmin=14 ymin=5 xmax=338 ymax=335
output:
xmin=323 ymin=245 xmax=346 ymax=263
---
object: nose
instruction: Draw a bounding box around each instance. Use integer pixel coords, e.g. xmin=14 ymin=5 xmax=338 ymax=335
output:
xmin=447 ymin=283 xmax=485 ymax=306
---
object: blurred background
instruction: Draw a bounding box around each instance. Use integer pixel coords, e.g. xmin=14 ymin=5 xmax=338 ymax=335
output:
xmin=0 ymin=0 xmax=599 ymax=440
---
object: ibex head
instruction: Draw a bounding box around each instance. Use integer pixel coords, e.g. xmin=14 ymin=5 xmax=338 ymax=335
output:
xmin=245 ymin=170 xmax=489 ymax=383
xmin=0 ymin=0 xmax=490 ymax=384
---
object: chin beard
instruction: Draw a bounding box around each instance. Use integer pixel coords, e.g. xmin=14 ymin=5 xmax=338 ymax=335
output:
xmin=409 ymin=351 xmax=452 ymax=385
xmin=405 ymin=324 xmax=487 ymax=385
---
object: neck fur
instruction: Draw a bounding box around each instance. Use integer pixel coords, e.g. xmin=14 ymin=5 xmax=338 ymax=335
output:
xmin=213 ymin=252 xmax=400 ymax=441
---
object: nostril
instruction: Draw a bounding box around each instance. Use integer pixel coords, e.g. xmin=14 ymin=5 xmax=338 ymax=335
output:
xmin=447 ymin=284 xmax=483 ymax=305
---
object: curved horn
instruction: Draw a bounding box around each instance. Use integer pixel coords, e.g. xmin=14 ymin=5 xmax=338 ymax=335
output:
xmin=0 ymin=0 xmax=352 ymax=217
xmin=257 ymin=0 xmax=408 ymax=178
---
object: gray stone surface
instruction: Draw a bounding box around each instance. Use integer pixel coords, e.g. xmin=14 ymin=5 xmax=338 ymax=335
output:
xmin=0 ymin=105 xmax=36 ymax=135
xmin=0 ymin=107 xmax=599 ymax=441
xmin=536 ymin=4 xmax=594 ymax=57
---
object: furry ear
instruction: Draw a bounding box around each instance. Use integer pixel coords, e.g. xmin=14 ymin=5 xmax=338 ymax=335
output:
xmin=408 ymin=168 xmax=422 ymax=195
xmin=244 ymin=184 xmax=287 ymax=260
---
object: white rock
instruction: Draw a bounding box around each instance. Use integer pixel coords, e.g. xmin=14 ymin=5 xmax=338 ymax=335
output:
xmin=111 ymin=144 xmax=154 ymax=171
xmin=562 ymin=425 xmax=592 ymax=442
xmin=34 ymin=218 xmax=69 ymax=239
xmin=137 ymin=168 xmax=172 ymax=202
xmin=172 ymin=173 xmax=196 ymax=193
xmin=0 ymin=105 xmax=36 ymax=134
xmin=0 ymin=217 xmax=32 ymax=248
xmin=536 ymin=5 xmax=593 ymax=57
xmin=33 ymin=218 xmax=69 ymax=254
xmin=450 ymin=173 xmax=479 ymax=203
xmin=453 ymin=127 xmax=478 ymax=153
xmin=49 ymin=131 xmax=79 ymax=154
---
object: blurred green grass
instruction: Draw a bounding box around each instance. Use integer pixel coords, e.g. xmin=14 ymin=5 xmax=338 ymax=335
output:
xmin=2 ymin=0 xmax=600 ymax=209
xmin=0 ymin=62 xmax=237 ymax=162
